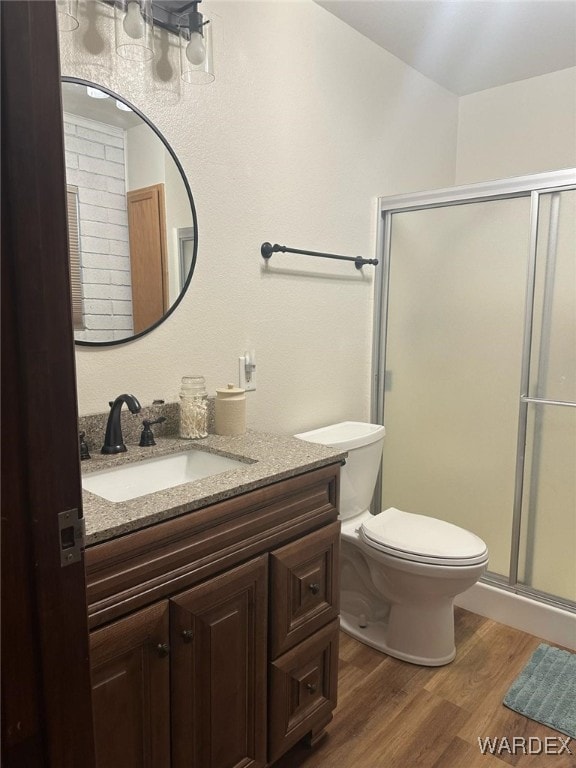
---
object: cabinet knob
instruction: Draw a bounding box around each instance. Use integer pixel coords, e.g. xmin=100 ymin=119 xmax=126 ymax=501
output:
xmin=156 ymin=643 xmax=170 ymax=658
xmin=306 ymin=683 xmax=317 ymax=694
xmin=308 ymin=583 xmax=321 ymax=595
xmin=181 ymin=629 xmax=194 ymax=643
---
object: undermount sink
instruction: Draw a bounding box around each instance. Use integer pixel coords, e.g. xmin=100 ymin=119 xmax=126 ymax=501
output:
xmin=82 ymin=449 xmax=247 ymax=503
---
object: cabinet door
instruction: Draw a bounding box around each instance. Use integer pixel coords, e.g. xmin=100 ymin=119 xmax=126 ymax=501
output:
xmin=89 ymin=601 xmax=170 ymax=768
xmin=171 ymin=555 xmax=268 ymax=768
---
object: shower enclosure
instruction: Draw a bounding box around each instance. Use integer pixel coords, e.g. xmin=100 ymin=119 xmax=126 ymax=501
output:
xmin=371 ymin=169 xmax=576 ymax=610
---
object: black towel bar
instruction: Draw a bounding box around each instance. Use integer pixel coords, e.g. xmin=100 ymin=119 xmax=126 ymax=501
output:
xmin=261 ymin=242 xmax=378 ymax=270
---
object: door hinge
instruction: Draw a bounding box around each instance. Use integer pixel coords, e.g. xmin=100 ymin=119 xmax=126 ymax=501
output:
xmin=58 ymin=508 xmax=85 ymax=567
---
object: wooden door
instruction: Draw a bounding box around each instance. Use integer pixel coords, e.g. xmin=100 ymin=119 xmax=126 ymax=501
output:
xmin=1 ymin=1 xmax=95 ymax=765
xmin=170 ymin=556 xmax=268 ymax=768
xmin=90 ymin=602 xmax=171 ymax=768
xmin=127 ymin=183 xmax=168 ymax=334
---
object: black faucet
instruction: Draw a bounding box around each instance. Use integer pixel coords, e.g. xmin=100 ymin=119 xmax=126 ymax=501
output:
xmin=101 ymin=394 xmax=141 ymax=454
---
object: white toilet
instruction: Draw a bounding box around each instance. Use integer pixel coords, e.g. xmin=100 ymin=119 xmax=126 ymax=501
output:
xmin=295 ymin=421 xmax=488 ymax=666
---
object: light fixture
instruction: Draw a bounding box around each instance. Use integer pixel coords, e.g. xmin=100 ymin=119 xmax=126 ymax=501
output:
xmin=115 ymin=99 xmax=133 ymax=112
xmin=179 ymin=1 xmax=214 ymax=84
xmin=115 ymin=0 xmax=155 ymax=62
xmin=62 ymin=1 xmax=216 ymax=86
xmin=87 ymin=86 xmax=110 ymax=99
xmin=57 ymin=0 xmax=79 ymax=31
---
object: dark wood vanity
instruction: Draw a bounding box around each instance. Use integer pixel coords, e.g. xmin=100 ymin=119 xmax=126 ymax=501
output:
xmin=84 ymin=462 xmax=341 ymax=768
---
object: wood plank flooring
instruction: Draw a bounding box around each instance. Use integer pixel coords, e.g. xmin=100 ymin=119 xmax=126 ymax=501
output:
xmin=274 ymin=608 xmax=576 ymax=768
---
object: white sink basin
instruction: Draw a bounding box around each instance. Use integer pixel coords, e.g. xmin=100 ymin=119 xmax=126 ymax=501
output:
xmin=82 ymin=450 xmax=246 ymax=503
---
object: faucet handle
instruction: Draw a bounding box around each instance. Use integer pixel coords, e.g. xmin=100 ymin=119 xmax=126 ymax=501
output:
xmin=139 ymin=417 xmax=166 ymax=447
xmin=79 ymin=431 xmax=91 ymax=461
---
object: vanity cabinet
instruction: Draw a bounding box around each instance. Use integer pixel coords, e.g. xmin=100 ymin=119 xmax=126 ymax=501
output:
xmin=85 ymin=463 xmax=341 ymax=767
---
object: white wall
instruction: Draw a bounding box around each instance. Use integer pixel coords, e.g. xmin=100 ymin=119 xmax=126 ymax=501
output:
xmin=59 ymin=0 xmax=458 ymax=428
xmin=125 ymin=122 xmax=164 ymax=191
xmin=456 ymin=67 xmax=576 ymax=184
xmin=164 ymin=156 xmax=194 ymax=305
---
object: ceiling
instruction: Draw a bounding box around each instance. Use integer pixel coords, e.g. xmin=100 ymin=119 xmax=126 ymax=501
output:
xmin=315 ymin=1 xmax=576 ymax=95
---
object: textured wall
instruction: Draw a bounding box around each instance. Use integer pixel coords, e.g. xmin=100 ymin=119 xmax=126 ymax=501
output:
xmin=456 ymin=67 xmax=576 ymax=184
xmin=59 ymin=0 xmax=458 ymax=429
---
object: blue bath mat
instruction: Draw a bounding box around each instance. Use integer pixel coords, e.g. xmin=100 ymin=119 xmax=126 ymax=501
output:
xmin=503 ymin=643 xmax=576 ymax=739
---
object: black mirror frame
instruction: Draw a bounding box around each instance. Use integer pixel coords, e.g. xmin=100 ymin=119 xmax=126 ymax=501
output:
xmin=62 ymin=76 xmax=198 ymax=347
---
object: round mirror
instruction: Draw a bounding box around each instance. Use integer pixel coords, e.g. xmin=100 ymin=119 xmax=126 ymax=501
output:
xmin=61 ymin=78 xmax=197 ymax=346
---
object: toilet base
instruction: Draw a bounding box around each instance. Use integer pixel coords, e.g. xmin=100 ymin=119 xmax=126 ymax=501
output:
xmin=339 ymin=608 xmax=457 ymax=667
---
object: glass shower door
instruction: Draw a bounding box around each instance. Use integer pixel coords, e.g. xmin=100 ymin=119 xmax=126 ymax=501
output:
xmin=381 ymin=196 xmax=531 ymax=578
xmin=516 ymin=189 xmax=576 ymax=603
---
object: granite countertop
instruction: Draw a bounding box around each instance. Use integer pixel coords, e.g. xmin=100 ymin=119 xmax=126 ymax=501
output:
xmin=82 ymin=431 xmax=346 ymax=546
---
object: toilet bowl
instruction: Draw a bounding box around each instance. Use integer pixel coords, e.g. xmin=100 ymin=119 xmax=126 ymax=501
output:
xmin=295 ymin=422 xmax=488 ymax=666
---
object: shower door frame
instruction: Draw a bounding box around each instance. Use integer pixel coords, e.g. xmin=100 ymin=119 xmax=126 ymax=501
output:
xmin=371 ymin=168 xmax=576 ymax=611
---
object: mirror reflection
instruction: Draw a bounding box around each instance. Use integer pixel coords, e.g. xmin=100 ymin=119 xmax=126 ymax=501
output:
xmin=61 ymin=79 xmax=197 ymax=345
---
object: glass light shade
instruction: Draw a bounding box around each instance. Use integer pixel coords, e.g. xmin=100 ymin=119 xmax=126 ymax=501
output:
xmin=115 ymin=0 xmax=155 ymax=62
xmin=57 ymin=0 xmax=79 ymax=32
xmin=87 ymin=86 xmax=110 ymax=99
xmin=179 ymin=15 xmax=214 ymax=84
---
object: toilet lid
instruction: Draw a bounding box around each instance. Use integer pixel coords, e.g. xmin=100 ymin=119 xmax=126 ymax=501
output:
xmin=360 ymin=507 xmax=488 ymax=566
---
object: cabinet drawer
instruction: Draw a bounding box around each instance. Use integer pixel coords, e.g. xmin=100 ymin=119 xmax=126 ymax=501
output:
xmin=270 ymin=522 xmax=340 ymax=658
xmin=268 ymin=619 xmax=339 ymax=763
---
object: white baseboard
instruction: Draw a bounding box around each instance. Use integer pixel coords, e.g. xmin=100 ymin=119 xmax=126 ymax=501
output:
xmin=455 ymin=582 xmax=576 ymax=650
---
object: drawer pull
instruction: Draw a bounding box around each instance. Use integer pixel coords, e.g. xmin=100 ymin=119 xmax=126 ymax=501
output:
xmin=308 ymin=583 xmax=321 ymax=595
xmin=181 ymin=629 xmax=194 ymax=643
xmin=306 ymin=683 xmax=317 ymax=694
xmin=156 ymin=643 xmax=170 ymax=658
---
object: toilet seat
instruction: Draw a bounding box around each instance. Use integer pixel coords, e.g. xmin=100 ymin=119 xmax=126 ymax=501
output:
xmin=360 ymin=507 xmax=488 ymax=567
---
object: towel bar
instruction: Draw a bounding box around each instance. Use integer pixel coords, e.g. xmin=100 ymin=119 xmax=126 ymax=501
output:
xmin=261 ymin=242 xmax=378 ymax=270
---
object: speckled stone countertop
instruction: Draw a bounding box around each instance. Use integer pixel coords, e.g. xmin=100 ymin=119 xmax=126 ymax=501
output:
xmin=82 ymin=431 xmax=346 ymax=546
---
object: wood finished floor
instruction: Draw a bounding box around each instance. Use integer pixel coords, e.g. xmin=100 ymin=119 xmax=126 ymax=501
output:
xmin=274 ymin=608 xmax=576 ymax=768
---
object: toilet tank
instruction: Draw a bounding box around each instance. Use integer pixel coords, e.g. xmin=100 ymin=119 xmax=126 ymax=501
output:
xmin=295 ymin=422 xmax=385 ymax=520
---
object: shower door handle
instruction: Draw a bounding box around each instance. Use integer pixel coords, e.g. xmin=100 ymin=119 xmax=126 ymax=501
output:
xmin=520 ymin=396 xmax=576 ymax=408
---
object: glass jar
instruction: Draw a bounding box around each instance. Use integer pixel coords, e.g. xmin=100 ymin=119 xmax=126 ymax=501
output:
xmin=179 ymin=375 xmax=208 ymax=439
